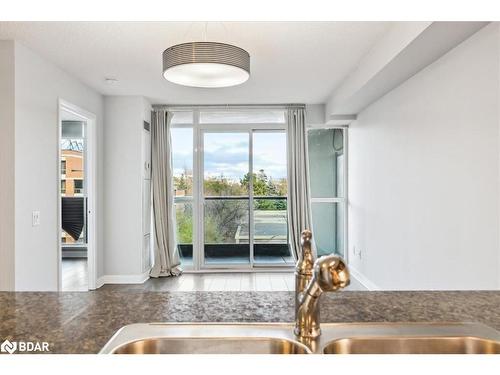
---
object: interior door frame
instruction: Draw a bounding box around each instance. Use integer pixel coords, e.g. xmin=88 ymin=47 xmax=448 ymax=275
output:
xmin=57 ymin=99 xmax=97 ymax=290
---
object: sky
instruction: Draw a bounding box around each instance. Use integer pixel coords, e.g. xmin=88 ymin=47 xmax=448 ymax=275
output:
xmin=171 ymin=129 xmax=287 ymax=181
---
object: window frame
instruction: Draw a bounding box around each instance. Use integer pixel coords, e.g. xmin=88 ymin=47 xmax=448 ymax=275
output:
xmin=306 ymin=125 xmax=348 ymax=261
xmin=73 ymin=179 xmax=84 ymax=195
xmin=61 ymin=159 xmax=67 ymax=175
xmin=170 ymin=107 xmax=290 ymax=271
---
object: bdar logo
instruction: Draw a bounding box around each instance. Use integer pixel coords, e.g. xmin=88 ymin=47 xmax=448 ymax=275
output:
xmin=1 ymin=339 xmax=17 ymax=354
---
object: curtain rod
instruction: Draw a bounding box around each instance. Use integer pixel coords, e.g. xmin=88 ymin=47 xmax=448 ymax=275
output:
xmin=152 ymin=103 xmax=306 ymax=110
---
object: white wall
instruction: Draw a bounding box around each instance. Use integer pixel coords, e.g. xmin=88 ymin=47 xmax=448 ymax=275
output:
xmin=12 ymin=42 xmax=104 ymax=290
xmin=103 ymin=96 xmax=151 ymax=278
xmin=2 ymin=41 xmax=151 ymax=290
xmin=348 ymin=24 xmax=500 ymax=290
xmin=306 ymin=104 xmax=325 ymax=125
xmin=0 ymin=41 xmax=16 ymax=290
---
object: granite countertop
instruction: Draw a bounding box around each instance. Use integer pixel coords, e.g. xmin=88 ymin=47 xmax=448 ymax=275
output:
xmin=1 ymin=291 xmax=499 ymax=354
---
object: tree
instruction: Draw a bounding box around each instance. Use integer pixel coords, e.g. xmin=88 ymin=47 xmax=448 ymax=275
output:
xmin=174 ymin=166 xmax=193 ymax=195
xmin=175 ymin=170 xmax=287 ymax=245
xmin=204 ymin=174 xmax=246 ymax=196
xmin=241 ymin=170 xmax=286 ymax=210
xmin=175 ymin=204 xmax=193 ymax=243
xmin=205 ymin=199 xmax=247 ymax=243
xmin=202 ymin=174 xmax=247 ymax=243
xmin=241 ymin=169 xmax=268 ymax=196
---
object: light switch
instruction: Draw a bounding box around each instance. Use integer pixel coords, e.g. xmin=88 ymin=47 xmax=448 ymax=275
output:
xmin=32 ymin=211 xmax=40 ymax=226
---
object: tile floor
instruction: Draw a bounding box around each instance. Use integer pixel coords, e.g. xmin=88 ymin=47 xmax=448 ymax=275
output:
xmin=63 ymin=258 xmax=367 ymax=292
xmin=100 ymin=272 xmax=367 ymax=291
xmin=62 ymin=258 xmax=88 ymax=291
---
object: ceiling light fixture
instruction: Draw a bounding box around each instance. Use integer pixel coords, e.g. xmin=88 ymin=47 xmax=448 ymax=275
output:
xmin=162 ymin=42 xmax=250 ymax=88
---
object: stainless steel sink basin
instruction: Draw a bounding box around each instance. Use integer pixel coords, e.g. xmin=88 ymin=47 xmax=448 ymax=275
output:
xmin=323 ymin=336 xmax=500 ymax=354
xmin=112 ymin=337 xmax=309 ymax=354
xmin=100 ymin=323 xmax=311 ymax=354
xmin=100 ymin=322 xmax=500 ymax=354
xmin=321 ymin=322 xmax=500 ymax=354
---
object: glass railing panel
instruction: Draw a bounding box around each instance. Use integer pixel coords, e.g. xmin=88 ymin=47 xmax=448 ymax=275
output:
xmin=253 ymin=197 xmax=292 ymax=265
xmin=204 ymin=197 xmax=250 ymax=265
xmin=174 ymin=196 xmax=193 ymax=266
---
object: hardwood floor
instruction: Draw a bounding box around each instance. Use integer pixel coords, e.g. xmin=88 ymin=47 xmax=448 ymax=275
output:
xmin=62 ymin=258 xmax=88 ymax=291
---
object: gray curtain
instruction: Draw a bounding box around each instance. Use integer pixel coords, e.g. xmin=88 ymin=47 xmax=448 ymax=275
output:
xmin=150 ymin=109 xmax=182 ymax=277
xmin=286 ymin=107 xmax=312 ymax=260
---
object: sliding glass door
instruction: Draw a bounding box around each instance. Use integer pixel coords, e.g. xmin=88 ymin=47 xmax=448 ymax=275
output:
xmin=200 ymin=130 xmax=292 ymax=268
xmin=171 ymin=109 xmax=293 ymax=270
xmin=202 ymin=131 xmax=251 ymax=266
xmin=252 ymin=132 xmax=291 ymax=265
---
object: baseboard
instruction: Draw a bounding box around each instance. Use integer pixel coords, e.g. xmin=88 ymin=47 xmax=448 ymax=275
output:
xmin=348 ymin=266 xmax=380 ymax=291
xmin=96 ymin=270 xmax=150 ymax=288
xmin=95 ymin=277 xmax=105 ymax=289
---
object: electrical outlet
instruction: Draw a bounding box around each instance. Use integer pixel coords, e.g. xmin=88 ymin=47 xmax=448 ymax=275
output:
xmin=32 ymin=211 xmax=40 ymax=226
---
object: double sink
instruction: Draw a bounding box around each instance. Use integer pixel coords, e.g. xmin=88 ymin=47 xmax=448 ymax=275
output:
xmin=100 ymin=322 xmax=500 ymax=354
xmin=100 ymin=234 xmax=500 ymax=354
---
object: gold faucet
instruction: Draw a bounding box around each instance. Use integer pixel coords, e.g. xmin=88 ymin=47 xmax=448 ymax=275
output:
xmin=294 ymin=230 xmax=350 ymax=339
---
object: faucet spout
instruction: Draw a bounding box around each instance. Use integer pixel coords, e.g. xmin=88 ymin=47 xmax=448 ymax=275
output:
xmin=294 ymin=230 xmax=315 ymax=325
xmin=294 ymin=253 xmax=350 ymax=339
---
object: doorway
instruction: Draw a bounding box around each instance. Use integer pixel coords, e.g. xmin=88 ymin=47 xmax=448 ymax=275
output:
xmin=58 ymin=100 xmax=97 ymax=290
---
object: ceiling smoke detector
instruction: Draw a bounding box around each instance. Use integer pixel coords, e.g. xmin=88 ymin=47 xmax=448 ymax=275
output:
xmin=104 ymin=78 xmax=118 ymax=85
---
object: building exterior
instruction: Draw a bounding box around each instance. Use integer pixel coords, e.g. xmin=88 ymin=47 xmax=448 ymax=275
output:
xmin=61 ymin=139 xmax=85 ymax=244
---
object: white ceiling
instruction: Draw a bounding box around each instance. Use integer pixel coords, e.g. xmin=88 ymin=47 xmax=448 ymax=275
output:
xmin=0 ymin=22 xmax=392 ymax=105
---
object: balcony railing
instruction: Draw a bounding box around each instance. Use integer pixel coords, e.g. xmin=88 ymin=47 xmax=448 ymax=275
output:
xmin=61 ymin=196 xmax=87 ymax=250
xmin=174 ymin=195 xmax=291 ymax=263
